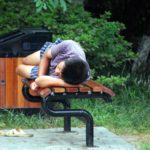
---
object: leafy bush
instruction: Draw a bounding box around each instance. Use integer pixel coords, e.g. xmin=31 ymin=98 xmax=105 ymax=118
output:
xmin=0 ymin=0 xmax=35 ymax=35
xmin=33 ymin=0 xmax=72 ymax=12
xmin=96 ymin=75 xmax=128 ymax=94
xmin=50 ymin=9 xmax=136 ymax=76
xmin=0 ymin=1 xmax=135 ymax=76
xmin=97 ymin=75 xmax=128 ymax=89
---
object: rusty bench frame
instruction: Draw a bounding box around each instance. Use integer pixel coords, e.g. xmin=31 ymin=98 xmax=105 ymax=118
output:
xmin=22 ymin=80 xmax=115 ymax=147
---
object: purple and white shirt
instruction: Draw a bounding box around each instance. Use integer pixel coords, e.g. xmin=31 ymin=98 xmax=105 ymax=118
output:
xmin=30 ymin=40 xmax=91 ymax=80
xmin=49 ymin=40 xmax=90 ymax=78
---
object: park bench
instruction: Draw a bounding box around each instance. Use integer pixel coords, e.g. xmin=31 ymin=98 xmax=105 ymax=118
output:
xmin=22 ymin=79 xmax=115 ymax=147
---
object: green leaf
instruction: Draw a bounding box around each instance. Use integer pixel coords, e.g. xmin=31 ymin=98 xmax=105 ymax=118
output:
xmin=66 ymin=0 xmax=72 ymax=3
xmin=36 ymin=4 xmax=43 ymax=12
xmin=51 ymin=0 xmax=59 ymax=8
xmin=59 ymin=0 xmax=67 ymax=11
xmin=35 ymin=0 xmax=42 ymax=7
xmin=43 ymin=3 xmax=47 ymax=10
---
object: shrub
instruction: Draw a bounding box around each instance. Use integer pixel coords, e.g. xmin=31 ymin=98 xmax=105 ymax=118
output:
xmin=50 ymin=8 xmax=136 ymax=76
xmin=0 ymin=1 xmax=135 ymax=76
xmin=96 ymin=75 xmax=128 ymax=93
xmin=33 ymin=0 xmax=72 ymax=12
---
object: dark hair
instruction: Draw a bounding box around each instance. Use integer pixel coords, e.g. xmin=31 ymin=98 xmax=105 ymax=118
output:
xmin=61 ymin=58 xmax=89 ymax=85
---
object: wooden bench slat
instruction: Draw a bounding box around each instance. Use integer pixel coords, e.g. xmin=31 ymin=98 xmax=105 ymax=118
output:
xmin=51 ymin=87 xmax=66 ymax=93
xmin=79 ymin=84 xmax=91 ymax=93
xmin=102 ymin=86 xmax=115 ymax=97
xmin=84 ymin=80 xmax=115 ymax=96
xmin=66 ymin=87 xmax=78 ymax=93
xmin=84 ymin=80 xmax=104 ymax=92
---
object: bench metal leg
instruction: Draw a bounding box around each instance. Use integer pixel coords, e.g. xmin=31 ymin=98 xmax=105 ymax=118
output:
xmin=63 ymin=100 xmax=71 ymax=132
xmin=86 ymin=117 xmax=94 ymax=147
xmin=42 ymin=99 xmax=94 ymax=147
xmin=51 ymin=99 xmax=71 ymax=132
xmin=64 ymin=116 xmax=71 ymax=132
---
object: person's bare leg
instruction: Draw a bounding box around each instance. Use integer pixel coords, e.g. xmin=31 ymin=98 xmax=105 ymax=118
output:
xmin=16 ymin=64 xmax=34 ymax=78
xmin=22 ymin=51 xmax=40 ymax=66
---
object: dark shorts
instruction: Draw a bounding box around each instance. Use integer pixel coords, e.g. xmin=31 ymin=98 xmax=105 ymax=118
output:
xmin=30 ymin=39 xmax=62 ymax=79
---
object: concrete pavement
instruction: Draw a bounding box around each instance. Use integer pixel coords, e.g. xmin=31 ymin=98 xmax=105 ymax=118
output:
xmin=0 ymin=127 xmax=137 ymax=150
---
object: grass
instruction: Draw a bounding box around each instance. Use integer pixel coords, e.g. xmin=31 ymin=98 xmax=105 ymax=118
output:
xmin=0 ymin=108 xmax=83 ymax=129
xmin=140 ymin=143 xmax=150 ymax=150
xmin=0 ymin=78 xmax=149 ymax=149
xmin=72 ymin=79 xmax=150 ymax=135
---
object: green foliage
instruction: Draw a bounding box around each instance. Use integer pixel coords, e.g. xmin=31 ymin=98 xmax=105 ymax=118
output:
xmin=0 ymin=1 xmax=135 ymax=76
xmin=0 ymin=110 xmax=64 ymax=129
xmin=33 ymin=0 xmax=72 ymax=12
xmin=0 ymin=0 xmax=36 ymax=35
xmin=51 ymin=10 xmax=136 ymax=76
xmin=72 ymin=78 xmax=150 ymax=134
xmin=96 ymin=75 xmax=128 ymax=92
xmin=140 ymin=144 xmax=150 ymax=150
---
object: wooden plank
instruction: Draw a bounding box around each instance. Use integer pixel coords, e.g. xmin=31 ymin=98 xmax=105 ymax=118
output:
xmin=79 ymin=84 xmax=91 ymax=93
xmin=0 ymin=58 xmax=6 ymax=107
xmin=13 ymin=58 xmax=19 ymax=108
xmin=85 ymin=80 xmax=115 ymax=96
xmin=84 ymin=80 xmax=104 ymax=92
xmin=0 ymin=57 xmax=41 ymax=109
xmin=51 ymin=87 xmax=66 ymax=93
xmin=65 ymin=87 xmax=78 ymax=93
xmin=17 ymin=58 xmax=26 ymax=107
xmin=102 ymin=86 xmax=116 ymax=97
xmin=5 ymin=58 xmax=18 ymax=108
xmin=5 ymin=58 xmax=13 ymax=108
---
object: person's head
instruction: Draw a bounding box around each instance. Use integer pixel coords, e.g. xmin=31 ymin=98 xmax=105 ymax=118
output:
xmin=55 ymin=58 xmax=89 ymax=84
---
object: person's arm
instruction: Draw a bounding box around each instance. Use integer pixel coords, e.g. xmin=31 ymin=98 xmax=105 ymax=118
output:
xmin=35 ymin=76 xmax=80 ymax=88
xmin=38 ymin=49 xmax=52 ymax=76
xmin=30 ymin=49 xmax=52 ymax=91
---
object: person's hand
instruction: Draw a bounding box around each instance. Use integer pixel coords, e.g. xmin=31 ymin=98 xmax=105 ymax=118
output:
xmin=30 ymin=81 xmax=39 ymax=91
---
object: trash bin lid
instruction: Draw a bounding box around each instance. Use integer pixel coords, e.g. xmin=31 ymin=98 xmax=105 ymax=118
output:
xmin=0 ymin=28 xmax=52 ymax=57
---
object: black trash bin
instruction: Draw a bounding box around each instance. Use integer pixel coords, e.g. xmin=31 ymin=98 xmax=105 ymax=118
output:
xmin=0 ymin=28 xmax=52 ymax=109
xmin=0 ymin=27 xmax=52 ymax=57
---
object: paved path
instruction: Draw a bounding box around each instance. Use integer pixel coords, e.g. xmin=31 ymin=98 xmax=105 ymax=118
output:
xmin=0 ymin=127 xmax=137 ymax=150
